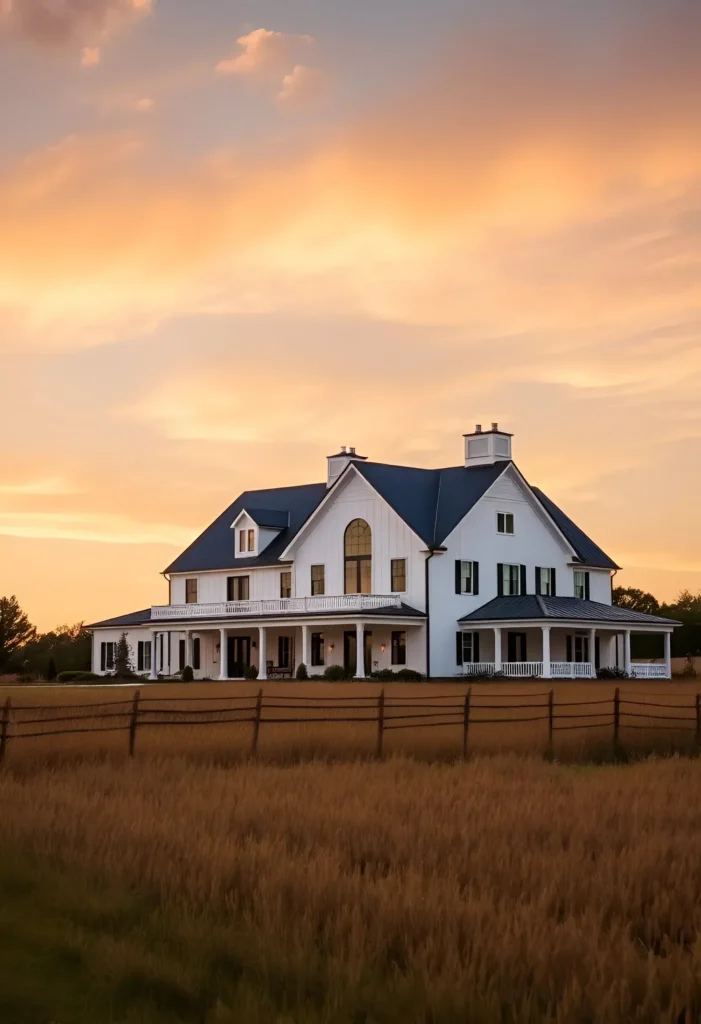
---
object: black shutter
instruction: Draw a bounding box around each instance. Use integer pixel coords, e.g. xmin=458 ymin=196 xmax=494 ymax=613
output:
xmin=193 ymin=637 xmax=200 ymax=670
xmin=456 ymin=632 xmax=463 ymax=666
xmin=473 ymin=561 xmax=479 ymax=596
xmin=100 ymin=642 xmax=106 ymax=671
xmin=473 ymin=632 xmax=480 ymax=662
xmin=551 ymin=568 xmax=557 ymax=597
xmin=520 ymin=565 xmax=527 ymax=595
xmin=455 ymin=560 xmax=462 ymax=595
xmin=535 ymin=567 xmax=541 ymax=596
xmin=507 ymin=633 xmax=516 ymax=662
xmin=585 ymin=573 xmax=590 ymax=601
xmin=497 ymin=564 xmax=504 ymax=597
xmin=179 ymin=638 xmax=185 ymax=668
xmin=566 ymin=636 xmax=573 ymax=662
xmin=137 ymin=641 xmax=144 ymax=672
xmin=226 ymin=577 xmax=233 ymax=601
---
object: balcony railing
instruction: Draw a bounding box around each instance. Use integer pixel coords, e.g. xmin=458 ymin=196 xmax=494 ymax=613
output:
xmin=551 ymin=662 xmax=596 ymax=678
xmin=150 ymin=594 xmax=403 ymax=620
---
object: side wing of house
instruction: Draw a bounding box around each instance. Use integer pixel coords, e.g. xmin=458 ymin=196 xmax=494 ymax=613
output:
xmin=429 ymin=464 xmax=614 ymax=677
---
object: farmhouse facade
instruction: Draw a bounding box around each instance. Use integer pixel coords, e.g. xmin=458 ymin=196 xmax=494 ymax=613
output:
xmin=89 ymin=426 xmax=678 ymax=680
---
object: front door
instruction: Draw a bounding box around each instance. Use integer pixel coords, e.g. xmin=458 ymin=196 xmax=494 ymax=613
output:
xmin=507 ymin=632 xmax=527 ymax=662
xmin=227 ymin=636 xmax=251 ymax=677
xmin=343 ymin=631 xmax=373 ymax=676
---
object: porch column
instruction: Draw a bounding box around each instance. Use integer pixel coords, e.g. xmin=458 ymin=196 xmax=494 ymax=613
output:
xmin=588 ymin=628 xmax=597 ymax=678
xmin=219 ymin=628 xmax=228 ymax=680
xmin=664 ymin=631 xmax=672 ymax=679
xmin=258 ymin=626 xmax=267 ymax=680
xmin=624 ymin=629 xmax=632 ymax=676
xmin=355 ymin=621 xmax=364 ymax=678
xmin=301 ymin=623 xmax=309 ymax=670
xmin=541 ymin=626 xmax=551 ymax=679
xmin=494 ymin=627 xmax=502 ymax=672
xmin=149 ymin=629 xmax=158 ymax=680
xmin=185 ymin=629 xmax=192 ymax=668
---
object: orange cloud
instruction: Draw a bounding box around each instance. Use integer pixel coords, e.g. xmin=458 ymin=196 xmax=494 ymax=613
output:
xmin=216 ymin=27 xmax=314 ymax=78
xmin=278 ymin=64 xmax=326 ymax=106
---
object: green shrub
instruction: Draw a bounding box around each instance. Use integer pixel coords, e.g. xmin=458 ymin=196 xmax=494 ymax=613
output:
xmin=597 ymin=667 xmax=629 ymax=680
xmin=181 ymin=665 xmax=194 ymax=683
xmin=56 ymin=670 xmax=99 ymax=683
xmin=371 ymin=669 xmax=397 ymax=680
xmin=323 ymin=664 xmax=353 ymax=682
xmin=394 ymin=668 xmax=424 ymax=682
xmin=295 ymin=662 xmax=309 ymax=681
xmin=244 ymin=665 xmax=259 ymax=680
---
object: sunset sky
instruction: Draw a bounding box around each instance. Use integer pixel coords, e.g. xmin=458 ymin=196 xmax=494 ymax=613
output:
xmin=1 ymin=0 xmax=700 ymax=630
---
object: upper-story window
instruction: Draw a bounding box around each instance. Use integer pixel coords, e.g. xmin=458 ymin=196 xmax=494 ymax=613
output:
xmin=344 ymin=519 xmax=372 ymax=594
xmin=311 ymin=564 xmax=325 ymax=596
xmin=239 ymin=528 xmax=256 ymax=553
xmin=185 ymin=578 xmax=198 ymax=603
xmin=499 ymin=563 xmax=522 ymax=596
xmin=455 ymin=560 xmax=479 ymax=595
xmin=227 ymin=575 xmax=250 ymax=601
xmin=280 ymin=571 xmax=292 ymax=599
xmin=574 ymin=570 xmax=590 ymax=600
xmin=391 ymin=558 xmax=407 ymax=593
xmin=497 ymin=511 xmax=514 ymax=535
xmin=536 ymin=567 xmax=556 ymax=596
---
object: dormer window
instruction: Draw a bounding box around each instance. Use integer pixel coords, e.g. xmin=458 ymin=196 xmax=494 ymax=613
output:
xmin=238 ymin=527 xmax=257 ymax=555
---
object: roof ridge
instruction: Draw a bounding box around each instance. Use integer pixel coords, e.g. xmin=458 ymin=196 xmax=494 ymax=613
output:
xmin=536 ymin=594 xmax=548 ymax=616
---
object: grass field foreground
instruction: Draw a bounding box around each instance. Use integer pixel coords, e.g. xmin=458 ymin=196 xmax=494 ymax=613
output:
xmin=1 ymin=753 xmax=701 ymax=1021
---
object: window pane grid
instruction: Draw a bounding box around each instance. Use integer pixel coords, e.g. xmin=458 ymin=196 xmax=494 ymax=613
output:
xmin=311 ymin=565 xmax=325 ymax=596
xmin=391 ymin=558 xmax=406 ymax=592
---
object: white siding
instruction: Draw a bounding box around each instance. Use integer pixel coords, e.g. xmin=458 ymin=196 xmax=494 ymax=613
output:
xmin=170 ymin=566 xmax=287 ymax=604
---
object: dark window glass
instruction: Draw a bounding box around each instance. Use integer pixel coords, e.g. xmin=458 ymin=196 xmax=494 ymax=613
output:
xmin=311 ymin=564 xmax=325 ymax=596
xmin=574 ymin=635 xmax=590 ymax=663
xmin=239 ymin=529 xmax=247 ymax=552
xmin=193 ymin=636 xmax=200 ymax=670
xmin=280 ymin=571 xmax=292 ymax=599
xmin=391 ymin=558 xmax=407 ymax=592
xmin=497 ymin=511 xmax=514 ymax=534
xmin=278 ymin=635 xmax=291 ymax=669
xmin=574 ymin=570 xmax=589 ymax=600
xmin=185 ymin=578 xmax=198 ymax=603
xmin=248 ymin=529 xmax=255 ymax=551
xmin=311 ymin=632 xmax=324 ymax=666
xmin=459 ymin=561 xmax=473 ymax=594
xmin=502 ymin=564 xmax=520 ymax=596
xmin=391 ymin=631 xmax=407 ymax=666
xmin=344 ymin=519 xmax=372 ymax=595
xmin=144 ymin=641 xmax=151 ymax=671
xmin=228 ymin=576 xmax=250 ymax=601
xmin=105 ymin=642 xmax=114 ymax=670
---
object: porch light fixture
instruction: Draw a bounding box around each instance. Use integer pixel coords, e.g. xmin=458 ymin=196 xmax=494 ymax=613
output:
xmin=381 ymin=643 xmax=386 ymax=654
xmin=328 ymin=643 xmax=335 ymax=653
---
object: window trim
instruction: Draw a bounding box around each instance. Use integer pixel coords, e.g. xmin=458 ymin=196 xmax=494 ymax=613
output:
xmin=574 ymin=569 xmax=590 ymax=601
xmin=239 ymin=529 xmax=247 ymax=553
xmin=536 ymin=566 xmax=556 ymax=597
xmin=247 ymin=528 xmax=256 ymax=552
xmin=497 ymin=511 xmax=515 ymax=535
xmin=390 ymin=557 xmax=407 ymax=594
xmin=311 ymin=564 xmax=325 ymax=596
xmin=456 ymin=559 xmax=480 ymax=595
xmin=502 ymin=563 xmax=521 ymax=596
xmin=227 ymin=575 xmax=250 ymax=601
xmin=185 ymin=578 xmax=198 ymax=604
xmin=344 ymin=519 xmax=372 ymax=595
xmin=280 ymin=570 xmax=292 ymax=599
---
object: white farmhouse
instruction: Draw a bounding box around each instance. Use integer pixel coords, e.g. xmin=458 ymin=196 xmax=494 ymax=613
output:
xmin=89 ymin=426 xmax=678 ymax=680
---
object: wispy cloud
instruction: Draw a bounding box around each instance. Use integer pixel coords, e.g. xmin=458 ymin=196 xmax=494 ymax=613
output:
xmin=2 ymin=0 xmax=151 ymax=61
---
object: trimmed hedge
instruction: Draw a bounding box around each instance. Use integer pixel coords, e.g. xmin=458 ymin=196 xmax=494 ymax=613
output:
xmin=323 ymin=665 xmax=354 ymax=682
xmin=56 ymin=670 xmax=100 ymax=683
xmin=371 ymin=668 xmax=424 ymax=682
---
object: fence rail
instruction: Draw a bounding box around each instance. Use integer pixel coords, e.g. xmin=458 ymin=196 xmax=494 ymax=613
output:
xmin=0 ymin=686 xmax=700 ymax=762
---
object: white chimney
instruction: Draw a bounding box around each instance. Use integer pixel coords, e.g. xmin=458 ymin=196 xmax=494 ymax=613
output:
xmin=326 ymin=446 xmax=368 ymax=488
xmin=464 ymin=423 xmax=513 ymax=467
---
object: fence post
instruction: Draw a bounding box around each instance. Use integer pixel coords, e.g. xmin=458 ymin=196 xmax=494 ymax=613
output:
xmin=252 ymin=688 xmax=263 ymax=755
xmin=613 ymin=686 xmax=620 ymax=753
xmin=128 ymin=688 xmax=140 ymax=757
xmin=462 ymin=688 xmax=471 ymax=759
xmin=547 ymin=689 xmax=554 ymax=754
xmin=0 ymin=698 xmax=11 ymax=765
xmin=696 ymin=693 xmax=701 ymax=751
xmin=377 ymin=688 xmax=385 ymax=758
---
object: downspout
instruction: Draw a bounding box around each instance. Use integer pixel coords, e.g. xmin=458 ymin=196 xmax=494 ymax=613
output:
xmin=425 ymin=550 xmax=434 ymax=680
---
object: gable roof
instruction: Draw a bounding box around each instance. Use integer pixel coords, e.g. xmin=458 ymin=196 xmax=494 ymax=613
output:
xmin=164 ymin=483 xmax=326 ymax=574
xmin=86 ymin=608 xmax=151 ymax=629
xmin=235 ymin=508 xmax=290 ymax=530
xmin=531 ymin=489 xmax=620 ymax=570
xmin=459 ymin=595 xmax=679 ymax=626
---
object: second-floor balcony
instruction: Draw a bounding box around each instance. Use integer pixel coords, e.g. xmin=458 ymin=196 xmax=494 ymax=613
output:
xmin=150 ymin=594 xmax=403 ymax=620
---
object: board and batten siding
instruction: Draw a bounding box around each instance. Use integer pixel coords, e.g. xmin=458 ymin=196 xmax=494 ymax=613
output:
xmin=169 ymin=566 xmax=285 ymax=605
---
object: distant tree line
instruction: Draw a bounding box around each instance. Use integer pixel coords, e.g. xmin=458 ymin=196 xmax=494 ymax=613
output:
xmin=613 ymin=587 xmax=701 ymax=659
xmin=0 ymin=595 xmax=91 ymax=680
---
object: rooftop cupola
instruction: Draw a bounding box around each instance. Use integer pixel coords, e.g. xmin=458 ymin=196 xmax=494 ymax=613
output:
xmin=326 ymin=445 xmax=367 ymax=488
xmin=463 ymin=423 xmax=513 ymax=467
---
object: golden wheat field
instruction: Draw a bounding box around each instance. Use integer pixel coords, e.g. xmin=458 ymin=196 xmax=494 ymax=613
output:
xmin=1 ymin=751 xmax=701 ymax=1022
xmin=1 ymin=679 xmax=700 ymax=764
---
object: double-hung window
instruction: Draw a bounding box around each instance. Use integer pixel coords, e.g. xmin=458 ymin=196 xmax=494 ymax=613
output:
xmin=391 ymin=630 xmax=407 ymax=666
xmin=101 ymin=641 xmax=115 ymax=672
xmin=280 ymin=571 xmax=292 ymax=599
xmin=311 ymin=564 xmax=325 ymax=596
xmin=574 ymin=570 xmax=590 ymax=600
xmin=497 ymin=511 xmax=514 ymax=535
xmin=185 ymin=578 xmax=198 ymax=604
xmin=536 ymin=567 xmax=556 ymax=596
xmin=455 ymin=560 xmax=479 ymax=595
xmin=311 ymin=632 xmax=325 ymax=667
xmin=501 ymin=563 xmax=521 ymax=596
xmin=137 ymin=640 xmax=152 ymax=673
xmin=227 ymin=575 xmax=250 ymax=601
xmin=239 ymin=529 xmax=247 ymax=552
xmin=247 ymin=528 xmax=255 ymax=552
xmin=390 ymin=558 xmax=407 ymax=593
xmin=278 ymin=636 xmax=291 ymax=669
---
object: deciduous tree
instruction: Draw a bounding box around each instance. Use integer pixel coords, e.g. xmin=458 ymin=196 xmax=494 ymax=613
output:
xmin=0 ymin=595 xmax=36 ymax=671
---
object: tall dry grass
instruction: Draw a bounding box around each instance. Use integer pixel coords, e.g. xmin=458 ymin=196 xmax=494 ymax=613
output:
xmin=1 ymin=753 xmax=701 ymax=1021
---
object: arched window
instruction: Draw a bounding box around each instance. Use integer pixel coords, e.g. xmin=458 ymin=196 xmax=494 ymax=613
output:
xmin=344 ymin=519 xmax=372 ymax=594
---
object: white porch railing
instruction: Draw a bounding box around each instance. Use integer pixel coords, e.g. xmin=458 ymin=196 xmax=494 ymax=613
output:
xmin=631 ymin=664 xmax=668 ymax=679
xmin=150 ymin=594 xmax=403 ymax=620
xmin=551 ymin=662 xmax=596 ymax=679
xmin=503 ymin=661 xmax=543 ymax=678
xmin=461 ymin=663 xmax=499 ymax=677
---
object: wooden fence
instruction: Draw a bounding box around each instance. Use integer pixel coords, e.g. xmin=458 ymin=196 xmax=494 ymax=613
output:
xmin=1 ymin=687 xmax=701 ymax=762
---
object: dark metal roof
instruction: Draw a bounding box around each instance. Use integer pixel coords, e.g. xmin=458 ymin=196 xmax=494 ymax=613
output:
xmin=459 ymin=596 xmax=679 ymax=626
xmin=239 ymin=508 xmax=290 ymax=529
xmin=531 ymin=488 xmax=620 ymax=570
xmin=86 ymin=608 xmax=152 ymax=629
xmin=87 ymin=603 xmax=425 ymax=630
xmin=164 ymin=483 xmax=326 ymax=574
